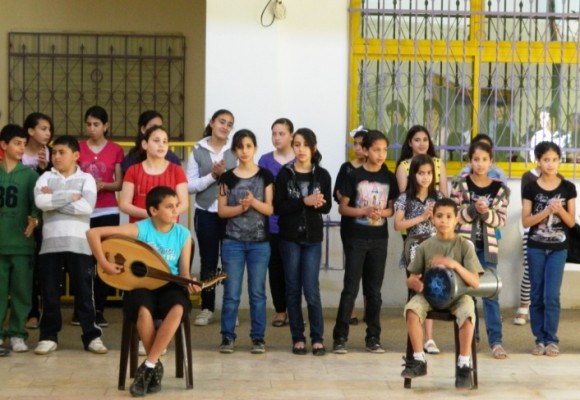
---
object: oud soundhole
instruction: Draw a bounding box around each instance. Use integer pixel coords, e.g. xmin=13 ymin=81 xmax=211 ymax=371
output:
xmin=131 ymin=261 xmax=148 ymax=278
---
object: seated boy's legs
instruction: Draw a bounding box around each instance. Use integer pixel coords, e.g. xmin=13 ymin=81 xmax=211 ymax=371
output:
xmin=124 ymin=284 xmax=190 ymax=395
xmin=66 ymin=252 xmax=103 ymax=350
xmin=332 ymin=238 xmax=367 ymax=350
xmin=361 ymin=239 xmax=387 ymax=348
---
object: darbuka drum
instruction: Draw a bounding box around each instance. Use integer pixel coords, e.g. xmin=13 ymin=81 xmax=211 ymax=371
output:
xmin=423 ymin=267 xmax=502 ymax=310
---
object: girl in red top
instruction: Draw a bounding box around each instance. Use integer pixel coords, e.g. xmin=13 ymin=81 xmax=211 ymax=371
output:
xmin=121 ymin=125 xmax=188 ymax=223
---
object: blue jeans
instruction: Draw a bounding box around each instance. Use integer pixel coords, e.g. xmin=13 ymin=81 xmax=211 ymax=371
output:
xmin=220 ymin=239 xmax=269 ymax=341
xmin=476 ymin=249 xmax=503 ymax=347
xmin=527 ymin=247 xmax=567 ymax=345
xmin=333 ymin=238 xmax=387 ymax=341
xmin=279 ymin=240 xmax=324 ymax=345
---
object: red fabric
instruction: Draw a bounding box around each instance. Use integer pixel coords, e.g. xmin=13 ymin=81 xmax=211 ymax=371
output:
xmin=123 ymin=162 xmax=187 ymax=223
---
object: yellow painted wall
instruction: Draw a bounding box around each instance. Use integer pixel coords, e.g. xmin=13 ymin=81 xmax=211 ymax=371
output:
xmin=0 ymin=0 xmax=206 ymax=140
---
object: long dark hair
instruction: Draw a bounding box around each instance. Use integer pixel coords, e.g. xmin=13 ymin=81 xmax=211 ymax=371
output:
xmin=406 ymin=154 xmax=436 ymax=200
xmin=23 ymin=112 xmax=54 ymax=141
xmin=84 ymin=106 xmax=110 ymax=136
xmin=128 ymin=110 xmax=164 ymax=162
xmin=396 ymin=125 xmax=436 ymax=167
xmin=203 ymin=109 xmax=234 ymax=138
xmin=293 ymin=128 xmax=322 ymax=165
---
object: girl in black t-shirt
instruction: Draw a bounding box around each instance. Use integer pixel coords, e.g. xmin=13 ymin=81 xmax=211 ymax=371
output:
xmin=522 ymin=142 xmax=576 ymax=357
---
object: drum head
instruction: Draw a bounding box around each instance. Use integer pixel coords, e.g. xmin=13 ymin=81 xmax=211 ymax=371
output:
xmin=423 ymin=267 xmax=454 ymax=310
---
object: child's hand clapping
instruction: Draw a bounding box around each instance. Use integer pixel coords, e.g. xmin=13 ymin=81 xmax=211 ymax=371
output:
xmin=304 ymin=191 xmax=326 ymax=208
xmin=239 ymin=190 xmax=254 ymax=212
xmin=475 ymin=197 xmax=489 ymax=214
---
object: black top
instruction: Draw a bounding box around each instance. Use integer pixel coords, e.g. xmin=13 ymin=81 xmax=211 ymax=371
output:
xmin=523 ymin=179 xmax=577 ymax=250
xmin=340 ymin=164 xmax=399 ymax=240
xmin=274 ymin=163 xmax=332 ymax=243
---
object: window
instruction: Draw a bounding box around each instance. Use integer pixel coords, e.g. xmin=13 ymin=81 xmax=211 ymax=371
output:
xmin=9 ymin=32 xmax=185 ymax=141
xmin=349 ymin=0 xmax=580 ymax=177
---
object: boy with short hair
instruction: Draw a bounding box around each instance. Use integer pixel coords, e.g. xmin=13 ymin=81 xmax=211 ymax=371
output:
xmin=401 ymin=198 xmax=483 ymax=390
xmin=87 ymin=186 xmax=200 ymax=397
xmin=33 ymin=135 xmax=106 ymax=355
xmin=0 ymin=124 xmax=41 ymax=353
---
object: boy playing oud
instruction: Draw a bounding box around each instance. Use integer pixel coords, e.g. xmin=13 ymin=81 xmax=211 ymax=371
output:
xmin=87 ymin=186 xmax=200 ymax=397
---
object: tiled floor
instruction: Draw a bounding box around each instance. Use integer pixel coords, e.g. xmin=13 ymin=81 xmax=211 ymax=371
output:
xmin=3 ymin=307 xmax=580 ymax=399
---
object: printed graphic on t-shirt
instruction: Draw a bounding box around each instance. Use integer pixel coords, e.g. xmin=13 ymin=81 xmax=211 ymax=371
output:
xmin=226 ymin=175 xmax=267 ymax=241
xmin=529 ymin=193 xmax=566 ymax=243
xmin=147 ymin=241 xmax=179 ymax=265
xmin=355 ymin=180 xmax=388 ymax=226
xmin=469 ymin=191 xmax=492 ymax=242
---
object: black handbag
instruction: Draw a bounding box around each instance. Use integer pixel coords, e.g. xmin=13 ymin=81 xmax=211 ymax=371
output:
xmin=567 ymin=224 xmax=580 ymax=264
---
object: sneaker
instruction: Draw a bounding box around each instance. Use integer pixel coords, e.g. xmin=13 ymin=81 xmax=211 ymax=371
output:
xmin=365 ymin=337 xmax=385 ymax=353
xmin=147 ymin=360 xmax=164 ymax=394
xmin=251 ymin=339 xmax=266 ymax=354
xmin=10 ymin=337 xmax=29 ymax=353
xmin=423 ymin=339 xmax=440 ymax=354
xmin=70 ymin=314 xmax=80 ymax=326
xmin=455 ymin=365 xmax=473 ymax=389
xmin=220 ymin=337 xmax=234 ymax=354
xmin=333 ymin=337 xmax=348 ymax=354
xmin=0 ymin=347 xmax=9 ymax=357
xmin=35 ymin=340 xmax=58 ymax=355
xmin=87 ymin=337 xmax=108 ymax=354
xmin=95 ymin=311 xmax=108 ymax=327
xmin=194 ymin=309 xmax=214 ymax=326
xmin=130 ymin=362 xmax=155 ymax=397
xmin=401 ymin=357 xmax=427 ymax=379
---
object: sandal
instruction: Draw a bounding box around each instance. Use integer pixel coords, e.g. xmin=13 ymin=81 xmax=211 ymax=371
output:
xmin=272 ymin=314 xmax=288 ymax=327
xmin=491 ymin=344 xmax=507 ymax=359
xmin=532 ymin=343 xmax=546 ymax=356
xmin=423 ymin=339 xmax=440 ymax=354
xmin=545 ymin=343 xmax=560 ymax=357
xmin=513 ymin=307 xmax=529 ymax=326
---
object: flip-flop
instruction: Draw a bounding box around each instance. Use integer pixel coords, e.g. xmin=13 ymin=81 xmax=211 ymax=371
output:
xmin=272 ymin=317 xmax=288 ymax=327
xmin=532 ymin=343 xmax=546 ymax=356
xmin=491 ymin=344 xmax=507 ymax=359
xmin=545 ymin=343 xmax=560 ymax=357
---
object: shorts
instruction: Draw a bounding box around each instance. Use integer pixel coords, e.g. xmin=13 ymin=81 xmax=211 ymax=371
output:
xmin=403 ymin=293 xmax=476 ymax=328
xmin=123 ymin=283 xmax=191 ymax=323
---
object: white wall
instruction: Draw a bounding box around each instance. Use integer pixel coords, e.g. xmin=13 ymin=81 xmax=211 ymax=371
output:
xmin=204 ymin=1 xmax=577 ymax=311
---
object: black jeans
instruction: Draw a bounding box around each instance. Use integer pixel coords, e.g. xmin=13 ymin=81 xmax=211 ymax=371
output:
xmin=39 ymin=252 xmax=102 ymax=348
xmin=333 ymin=237 xmax=387 ymax=341
xmin=194 ymin=208 xmax=226 ymax=312
xmin=268 ymin=234 xmax=286 ymax=313
xmin=90 ymin=213 xmax=120 ymax=313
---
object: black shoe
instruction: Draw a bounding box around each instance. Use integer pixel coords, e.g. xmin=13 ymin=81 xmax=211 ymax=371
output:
xmin=220 ymin=337 xmax=235 ymax=354
xmin=292 ymin=344 xmax=307 ymax=355
xmin=312 ymin=346 xmax=326 ymax=356
xmin=333 ymin=337 xmax=348 ymax=354
xmin=365 ymin=337 xmax=385 ymax=353
xmin=349 ymin=317 xmax=359 ymax=325
xmin=96 ymin=312 xmax=108 ymax=327
xmin=147 ymin=361 xmax=164 ymax=394
xmin=400 ymin=357 xmax=427 ymax=379
xmin=455 ymin=365 xmax=473 ymax=390
xmin=129 ymin=362 xmax=155 ymax=397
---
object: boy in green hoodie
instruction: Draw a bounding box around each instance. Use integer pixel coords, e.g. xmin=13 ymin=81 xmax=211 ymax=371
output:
xmin=0 ymin=124 xmax=41 ymax=353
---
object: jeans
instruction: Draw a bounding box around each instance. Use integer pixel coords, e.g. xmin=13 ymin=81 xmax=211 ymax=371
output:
xmin=333 ymin=238 xmax=387 ymax=341
xmin=279 ymin=240 xmax=324 ymax=345
xmin=527 ymin=247 xmax=567 ymax=345
xmin=220 ymin=239 xmax=270 ymax=341
xmin=90 ymin=213 xmax=120 ymax=313
xmin=476 ymin=249 xmax=503 ymax=347
xmin=194 ymin=208 xmax=226 ymax=312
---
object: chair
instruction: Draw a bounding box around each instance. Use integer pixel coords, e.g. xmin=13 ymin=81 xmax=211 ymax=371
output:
xmin=403 ymin=310 xmax=478 ymax=389
xmin=118 ymin=313 xmax=194 ymax=390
